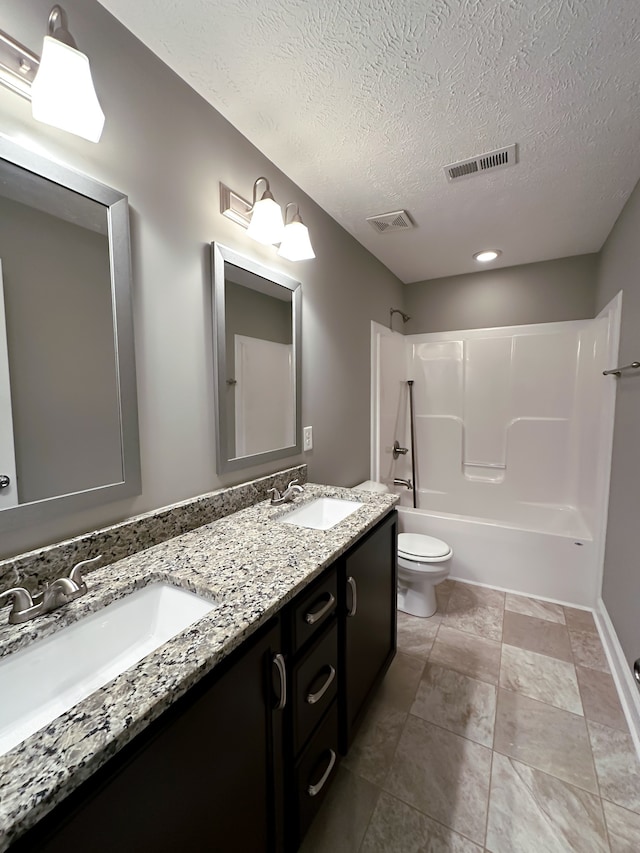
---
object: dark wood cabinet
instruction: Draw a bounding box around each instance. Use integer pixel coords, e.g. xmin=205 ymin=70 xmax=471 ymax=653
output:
xmin=15 ymin=618 xmax=285 ymax=853
xmin=341 ymin=511 xmax=397 ymax=750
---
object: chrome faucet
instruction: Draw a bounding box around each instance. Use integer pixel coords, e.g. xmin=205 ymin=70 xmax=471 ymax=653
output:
xmin=393 ymin=478 xmax=413 ymax=490
xmin=268 ymin=479 xmax=304 ymax=506
xmin=0 ymin=555 xmax=101 ymax=625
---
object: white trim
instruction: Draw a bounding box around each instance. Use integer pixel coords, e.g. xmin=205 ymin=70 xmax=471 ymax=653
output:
xmin=595 ymin=597 xmax=640 ymax=762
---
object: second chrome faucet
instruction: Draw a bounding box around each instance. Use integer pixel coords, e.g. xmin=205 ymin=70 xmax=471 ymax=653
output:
xmin=268 ymin=479 xmax=304 ymax=506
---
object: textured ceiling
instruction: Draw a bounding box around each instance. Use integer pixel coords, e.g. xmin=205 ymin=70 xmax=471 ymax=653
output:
xmin=98 ymin=0 xmax=640 ymax=283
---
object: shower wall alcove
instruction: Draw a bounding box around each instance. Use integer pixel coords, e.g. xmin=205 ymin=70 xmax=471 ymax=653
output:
xmin=370 ymin=294 xmax=621 ymax=607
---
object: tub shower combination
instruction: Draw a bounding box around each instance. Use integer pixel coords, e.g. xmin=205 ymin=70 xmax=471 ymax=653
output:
xmin=371 ymin=306 xmax=620 ymax=608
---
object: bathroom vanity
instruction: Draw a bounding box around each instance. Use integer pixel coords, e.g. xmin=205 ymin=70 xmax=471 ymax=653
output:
xmin=0 ymin=482 xmax=397 ymax=852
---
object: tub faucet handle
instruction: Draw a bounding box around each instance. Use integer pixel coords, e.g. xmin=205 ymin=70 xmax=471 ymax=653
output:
xmin=392 ymin=440 xmax=409 ymax=459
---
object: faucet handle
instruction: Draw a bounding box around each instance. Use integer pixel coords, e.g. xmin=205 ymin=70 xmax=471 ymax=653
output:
xmin=68 ymin=554 xmax=102 ymax=592
xmin=0 ymin=586 xmax=34 ymax=612
xmin=268 ymin=487 xmax=282 ymax=504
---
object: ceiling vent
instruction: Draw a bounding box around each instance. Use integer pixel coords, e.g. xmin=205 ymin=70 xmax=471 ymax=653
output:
xmin=444 ymin=144 xmax=518 ymax=182
xmin=366 ymin=209 xmax=415 ymax=234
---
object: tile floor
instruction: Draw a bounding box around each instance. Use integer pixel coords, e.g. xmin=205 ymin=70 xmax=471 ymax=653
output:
xmin=300 ymin=580 xmax=640 ymax=853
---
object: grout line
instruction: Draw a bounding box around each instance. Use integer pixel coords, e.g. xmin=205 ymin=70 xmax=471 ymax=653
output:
xmin=491 ymin=746 xmax=600 ymax=798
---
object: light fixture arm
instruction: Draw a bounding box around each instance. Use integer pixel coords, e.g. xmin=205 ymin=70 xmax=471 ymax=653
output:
xmin=251 ymin=176 xmax=275 ymax=210
xmin=47 ymin=5 xmax=77 ymax=49
xmin=283 ymin=202 xmax=303 ymax=225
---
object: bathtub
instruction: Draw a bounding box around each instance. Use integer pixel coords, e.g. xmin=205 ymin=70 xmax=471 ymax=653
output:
xmin=395 ymin=493 xmax=597 ymax=607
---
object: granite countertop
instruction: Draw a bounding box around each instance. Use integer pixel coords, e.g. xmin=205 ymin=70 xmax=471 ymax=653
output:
xmin=0 ymin=483 xmax=397 ymax=851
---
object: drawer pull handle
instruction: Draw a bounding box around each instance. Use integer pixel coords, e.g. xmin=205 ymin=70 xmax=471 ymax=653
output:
xmin=273 ymin=653 xmax=287 ymax=711
xmin=306 ymin=665 xmax=336 ymax=705
xmin=305 ymin=593 xmax=336 ymax=625
xmin=307 ymin=749 xmax=336 ymax=797
xmin=346 ymin=576 xmax=357 ymax=617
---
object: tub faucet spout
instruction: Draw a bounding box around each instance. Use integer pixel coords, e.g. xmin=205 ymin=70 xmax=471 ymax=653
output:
xmin=393 ymin=478 xmax=413 ymax=490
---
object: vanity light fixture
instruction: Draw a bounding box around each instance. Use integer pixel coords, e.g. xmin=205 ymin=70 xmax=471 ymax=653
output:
xmin=220 ymin=180 xmax=316 ymax=261
xmin=473 ymin=249 xmax=502 ymax=263
xmin=277 ymin=203 xmax=315 ymax=261
xmin=245 ymin=177 xmax=285 ymax=245
xmin=0 ymin=5 xmax=105 ymax=143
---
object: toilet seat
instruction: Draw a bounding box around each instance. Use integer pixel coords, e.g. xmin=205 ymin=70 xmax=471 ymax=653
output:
xmin=398 ymin=533 xmax=452 ymax=563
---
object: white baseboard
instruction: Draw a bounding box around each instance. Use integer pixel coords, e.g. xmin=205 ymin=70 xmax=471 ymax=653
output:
xmin=595 ymin=598 xmax=640 ymax=761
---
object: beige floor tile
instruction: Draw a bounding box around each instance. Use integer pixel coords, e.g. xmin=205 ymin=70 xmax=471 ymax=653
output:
xmin=373 ymin=651 xmax=424 ymax=713
xmin=435 ymin=578 xmax=456 ymax=611
xmin=577 ymin=666 xmax=628 ymax=731
xmin=505 ymin=593 xmax=566 ymax=624
xmin=341 ymin=702 xmax=406 ymax=786
xmin=603 ymin=799 xmax=640 ymax=853
xmin=486 ymin=752 xmax=608 ymax=853
xmin=429 ymin=625 xmax=502 ymax=686
xmin=588 ymin=720 xmax=640 ymax=813
xmin=500 ymin=643 xmax=583 ymax=714
xmin=494 ymin=688 xmax=598 ymax=793
xmin=299 ymin=766 xmax=379 ymax=853
xmin=564 ymin=606 xmax=598 ymax=633
xmin=502 ymin=610 xmax=573 ymax=662
xmin=443 ymin=584 xmax=505 ymax=642
xmin=411 ymin=662 xmax=497 ymax=747
xmin=361 ymin=791 xmax=482 ymax=853
xmin=569 ymin=628 xmax=609 ymax=673
xmin=384 ymin=715 xmax=492 ymax=845
xmin=397 ymin=610 xmax=440 ymax=659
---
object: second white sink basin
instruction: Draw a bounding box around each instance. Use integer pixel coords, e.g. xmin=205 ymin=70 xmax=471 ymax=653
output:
xmin=0 ymin=582 xmax=216 ymax=757
xmin=280 ymin=497 xmax=363 ymax=530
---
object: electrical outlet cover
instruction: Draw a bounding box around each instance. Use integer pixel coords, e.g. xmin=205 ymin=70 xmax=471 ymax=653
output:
xmin=303 ymin=426 xmax=313 ymax=451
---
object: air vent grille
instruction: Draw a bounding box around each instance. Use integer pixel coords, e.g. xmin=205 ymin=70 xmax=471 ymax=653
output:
xmin=444 ymin=144 xmax=517 ymax=182
xmin=366 ymin=209 xmax=415 ymax=234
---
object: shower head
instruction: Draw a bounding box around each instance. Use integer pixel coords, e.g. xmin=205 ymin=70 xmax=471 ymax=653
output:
xmin=390 ymin=308 xmax=410 ymax=329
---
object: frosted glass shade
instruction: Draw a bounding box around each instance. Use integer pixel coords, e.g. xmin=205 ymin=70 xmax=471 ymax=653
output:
xmin=277 ymin=221 xmax=316 ymax=261
xmin=246 ymin=197 xmax=285 ymax=244
xmin=31 ymin=36 xmax=105 ymax=143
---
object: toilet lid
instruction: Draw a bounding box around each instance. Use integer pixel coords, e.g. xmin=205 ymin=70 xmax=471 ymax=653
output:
xmin=398 ymin=532 xmax=451 ymax=560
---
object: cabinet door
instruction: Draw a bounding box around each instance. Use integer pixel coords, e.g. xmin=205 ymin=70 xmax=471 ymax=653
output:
xmin=17 ymin=619 xmax=284 ymax=853
xmin=342 ymin=511 xmax=397 ymax=749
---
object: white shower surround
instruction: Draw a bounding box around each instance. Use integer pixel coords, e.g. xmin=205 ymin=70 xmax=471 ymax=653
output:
xmin=371 ymin=296 xmax=620 ymax=607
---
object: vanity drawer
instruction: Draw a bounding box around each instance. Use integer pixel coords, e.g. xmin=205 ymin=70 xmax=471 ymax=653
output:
xmin=295 ymin=700 xmax=339 ymax=843
xmin=293 ymin=620 xmax=338 ymax=754
xmin=292 ymin=566 xmax=337 ymax=652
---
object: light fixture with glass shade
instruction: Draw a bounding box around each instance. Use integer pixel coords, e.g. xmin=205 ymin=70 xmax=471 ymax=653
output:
xmin=277 ymin=203 xmax=315 ymax=261
xmin=0 ymin=5 xmax=105 ymax=143
xmin=245 ymin=177 xmax=285 ymax=245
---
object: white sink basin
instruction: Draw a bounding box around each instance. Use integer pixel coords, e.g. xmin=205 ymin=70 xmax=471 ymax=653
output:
xmin=0 ymin=582 xmax=215 ymax=757
xmin=280 ymin=497 xmax=363 ymax=530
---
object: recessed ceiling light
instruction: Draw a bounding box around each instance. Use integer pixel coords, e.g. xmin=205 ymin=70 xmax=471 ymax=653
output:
xmin=473 ymin=249 xmax=501 ymax=263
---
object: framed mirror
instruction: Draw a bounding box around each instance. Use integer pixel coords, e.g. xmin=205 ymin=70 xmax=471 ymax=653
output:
xmin=211 ymin=243 xmax=301 ymax=473
xmin=0 ymin=137 xmax=140 ymax=532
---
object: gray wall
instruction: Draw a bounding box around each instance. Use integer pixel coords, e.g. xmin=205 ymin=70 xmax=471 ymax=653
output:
xmin=595 ymin=177 xmax=640 ymax=670
xmin=0 ymin=0 xmax=403 ymax=559
xmin=0 ymin=195 xmax=121 ymax=503
xmin=405 ymin=254 xmax=598 ymax=334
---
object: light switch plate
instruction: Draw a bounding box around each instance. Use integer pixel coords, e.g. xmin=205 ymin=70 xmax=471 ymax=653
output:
xmin=303 ymin=426 xmax=313 ymax=451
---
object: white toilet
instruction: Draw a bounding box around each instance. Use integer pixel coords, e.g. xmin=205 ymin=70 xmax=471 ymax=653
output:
xmin=356 ymin=481 xmax=453 ymax=618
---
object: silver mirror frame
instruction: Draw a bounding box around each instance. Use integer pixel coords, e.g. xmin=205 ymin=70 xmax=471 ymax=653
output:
xmin=0 ymin=137 xmax=141 ymax=532
xmin=212 ymin=243 xmax=302 ymax=474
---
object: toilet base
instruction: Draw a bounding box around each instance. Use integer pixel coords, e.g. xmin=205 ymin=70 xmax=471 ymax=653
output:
xmin=397 ymin=578 xmax=438 ymax=618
